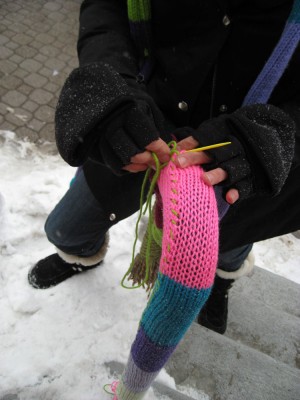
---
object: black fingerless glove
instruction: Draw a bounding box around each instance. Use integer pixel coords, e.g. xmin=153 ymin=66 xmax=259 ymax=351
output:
xmin=175 ymin=104 xmax=295 ymax=200
xmin=92 ymin=99 xmax=161 ymax=173
xmin=55 ymin=62 xmax=164 ymax=173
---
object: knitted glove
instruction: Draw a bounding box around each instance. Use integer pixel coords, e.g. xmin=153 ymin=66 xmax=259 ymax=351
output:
xmin=55 ymin=62 xmax=164 ymax=173
xmin=175 ymin=104 xmax=295 ymax=200
xmin=93 ymin=99 xmax=161 ymax=174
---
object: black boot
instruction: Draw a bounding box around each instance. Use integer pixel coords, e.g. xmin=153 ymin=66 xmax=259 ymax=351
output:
xmin=28 ymin=253 xmax=101 ymax=289
xmin=197 ymin=276 xmax=234 ymax=334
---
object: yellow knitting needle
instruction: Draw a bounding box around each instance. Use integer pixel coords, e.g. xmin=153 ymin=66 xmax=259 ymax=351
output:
xmin=186 ymin=141 xmax=231 ymax=153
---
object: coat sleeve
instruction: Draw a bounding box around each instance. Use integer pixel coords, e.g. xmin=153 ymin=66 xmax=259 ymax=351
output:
xmin=55 ymin=0 xmax=169 ymax=167
xmin=175 ymin=97 xmax=298 ymax=200
xmin=218 ymin=95 xmax=300 ymax=251
xmin=77 ymin=0 xmax=140 ymax=79
xmin=280 ymin=94 xmax=300 ymax=170
xmin=200 ymin=102 xmax=297 ymax=198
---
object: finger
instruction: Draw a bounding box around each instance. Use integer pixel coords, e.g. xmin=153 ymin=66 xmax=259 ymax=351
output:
xmin=123 ymin=163 xmax=149 ymax=173
xmin=175 ymin=151 xmax=211 ymax=168
xmin=225 ymin=189 xmax=239 ymax=204
xmin=176 ymin=136 xmax=199 ymax=151
xmin=131 ymin=150 xmax=154 ymax=166
xmin=203 ymin=168 xmax=228 ymax=186
xmin=146 ymin=138 xmax=170 ymax=163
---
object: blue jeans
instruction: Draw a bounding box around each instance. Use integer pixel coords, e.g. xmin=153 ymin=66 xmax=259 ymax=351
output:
xmin=45 ymin=169 xmax=252 ymax=271
xmin=45 ymin=169 xmax=110 ymax=258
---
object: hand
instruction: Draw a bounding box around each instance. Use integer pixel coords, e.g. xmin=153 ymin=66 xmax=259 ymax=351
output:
xmin=123 ymin=138 xmax=171 ymax=172
xmin=174 ymin=136 xmax=239 ymax=204
xmin=96 ymin=100 xmax=167 ymax=175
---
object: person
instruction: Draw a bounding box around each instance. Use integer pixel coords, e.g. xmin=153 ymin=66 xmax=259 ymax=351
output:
xmin=29 ymin=0 xmax=300 ymax=326
xmin=28 ymin=0 xmax=300 ymax=396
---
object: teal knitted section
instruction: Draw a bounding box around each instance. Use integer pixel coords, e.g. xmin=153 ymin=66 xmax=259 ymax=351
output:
xmin=289 ymin=0 xmax=300 ymax=23
xmin=140 ymin=273 xmax=211 ymax=347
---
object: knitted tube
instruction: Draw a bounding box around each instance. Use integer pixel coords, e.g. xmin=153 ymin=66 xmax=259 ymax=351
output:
xmin=116 ymin=162 xmax=219 ymax=399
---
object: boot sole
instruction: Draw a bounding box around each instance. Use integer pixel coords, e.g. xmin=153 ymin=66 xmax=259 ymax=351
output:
xmin=28 ymin=263 xmax=100 ymax=289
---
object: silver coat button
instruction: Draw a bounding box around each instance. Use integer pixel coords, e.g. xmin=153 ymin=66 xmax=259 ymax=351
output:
xmin=219 ymin=104 xmax=228 ymax=112
xmin=178 ymin=101 xmax=188 ymax=111
xmin=109 ymin=213 xmax=116 ymax=221
xmin=223 ymin=15 xmax=231 ymax=26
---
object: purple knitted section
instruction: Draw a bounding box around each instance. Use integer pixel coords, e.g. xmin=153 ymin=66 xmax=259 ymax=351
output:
xmin=129 ymin=20 xmax=152 ymax=56
xmin=129 ymin=18 xmax=154 ymax=80
xmin=131 ymin=326 xmax=175 ymax=373
xmin=214 ymin=186 xmax=230 ymax=220
xmin=138 ymin=58 xmax=154 ymax=81
xmin=243 ymin=21 xmax=300 ymax=105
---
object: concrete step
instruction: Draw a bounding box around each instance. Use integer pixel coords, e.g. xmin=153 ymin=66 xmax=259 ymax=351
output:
xmin=165 ymin=267 xmax=300 ymax=400
xmin=225 ymin=267 xmax=300 ymax=368
xmin=0 ymin=396 xmax=19 ymax=400
xmin=231 ymin=266 xmax=300 ymax=318
xmin=166 ymin=323 xmax=300 ymax=400
xmin=292 ymin=230 xmax=300 ymax=239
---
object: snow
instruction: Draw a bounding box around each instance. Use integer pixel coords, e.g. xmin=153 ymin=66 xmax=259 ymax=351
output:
xmin=254 ymin=235 xmax=300 ymax=284
xmin=0 ymin=130 xmax=299 ymax=399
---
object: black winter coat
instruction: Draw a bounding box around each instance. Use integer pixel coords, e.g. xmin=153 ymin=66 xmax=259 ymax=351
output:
xmin=70 ymin=0 xmax=300 ymax=251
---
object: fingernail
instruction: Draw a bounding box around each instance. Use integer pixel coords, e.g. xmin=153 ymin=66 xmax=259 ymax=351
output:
xmin=226 ymin=195 xmax=234 ymax=204
xmin=204 ymin=172 xmax=213 ymax=186
xmin=178 ymin=155 xmax=187 ymax=168
xmin=226 ymin=192 xmax=236 ymax=204
xmin=230 ymin=193 xmax=239 ymax=204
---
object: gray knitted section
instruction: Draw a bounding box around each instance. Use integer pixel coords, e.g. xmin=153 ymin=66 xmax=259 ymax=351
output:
xmin=115 ymin=353 xmax=161 ymax=398
xmin=116 ymin=382 xmax=145 ymax=400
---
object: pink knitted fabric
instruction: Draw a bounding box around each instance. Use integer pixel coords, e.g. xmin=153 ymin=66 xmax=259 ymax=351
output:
xmin=157 ymin=162 xmax=219 ymax=290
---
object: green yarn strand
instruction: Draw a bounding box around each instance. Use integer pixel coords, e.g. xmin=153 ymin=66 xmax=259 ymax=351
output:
xmin=151 ymin=223 xmax=162 ymax=247
xmin=121 ymin=167 xmax=152 ymax=289
xmin=121 ymin=142 xmax=179 ymax=290
xmin=127 ymin=0 xmax=151 ymax=23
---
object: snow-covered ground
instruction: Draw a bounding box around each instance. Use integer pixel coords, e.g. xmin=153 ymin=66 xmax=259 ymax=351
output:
xmin=0 ymin=130 xmax=299 ymax=400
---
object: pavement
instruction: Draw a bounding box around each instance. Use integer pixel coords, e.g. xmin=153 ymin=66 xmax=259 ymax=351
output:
xmin=0 ymin=0 xmax=80 ymax=142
